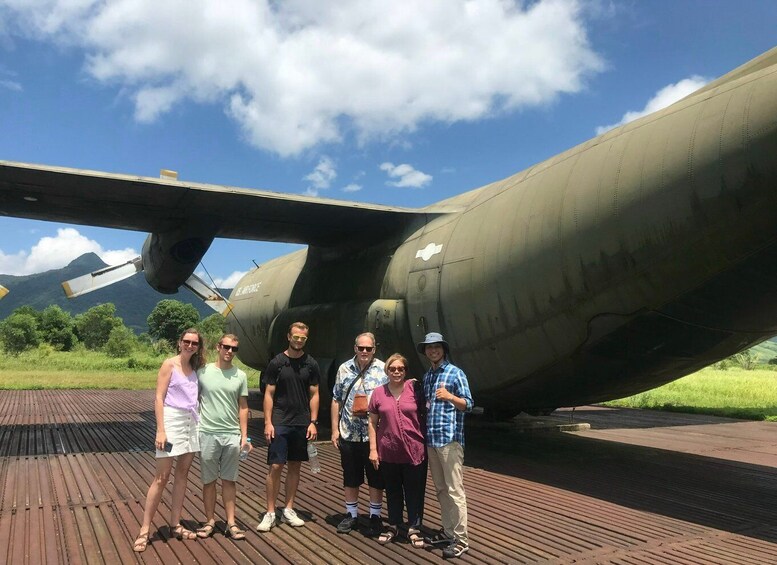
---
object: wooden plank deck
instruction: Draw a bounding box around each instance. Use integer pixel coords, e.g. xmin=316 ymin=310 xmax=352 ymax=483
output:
xmin=0 ymin=391 xmax=775 ymax=564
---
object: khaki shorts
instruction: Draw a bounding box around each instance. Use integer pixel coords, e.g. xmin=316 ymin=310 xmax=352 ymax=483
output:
xmin=199 ymin=433 xmax=241 ymax=483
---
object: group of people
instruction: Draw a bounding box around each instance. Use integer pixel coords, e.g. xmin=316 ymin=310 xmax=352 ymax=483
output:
xmin=133 ymin=329 xmax=251 ymax=552
xmin=133 ymin=323 xmax=473 ymax=560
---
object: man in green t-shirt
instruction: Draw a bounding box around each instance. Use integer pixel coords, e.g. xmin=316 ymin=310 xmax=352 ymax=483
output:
xmin=196 ymin=333 xmax=251 ymax=541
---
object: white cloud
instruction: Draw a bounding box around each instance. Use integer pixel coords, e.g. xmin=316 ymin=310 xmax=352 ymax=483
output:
xmin=596 ymin=75 xmax=708 ymax=134
xmin=380 ymin=162 xmax=432 ymax=188
xmin=0 ymin=0 xmax=603 ymax=156
xmin=0 ymin=79 xmax=21 ymax=91
xmin=303 ymin=156 xmax=336 ymax=196
xmin=213 ymin=270 xmax=247 ymax=289
xmin=0 ymin=228 xmax=138 ymax=275
xmin=342 ymin=183 xmax=362 ymax=193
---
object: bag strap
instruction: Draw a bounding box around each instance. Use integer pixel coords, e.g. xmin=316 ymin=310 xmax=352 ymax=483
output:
xmin=339 ymin=362 xmax=369 ymax=424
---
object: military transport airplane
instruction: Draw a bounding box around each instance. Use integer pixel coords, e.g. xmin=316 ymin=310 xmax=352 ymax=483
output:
xmin=2 ymin=46 xmax=777 ymax=418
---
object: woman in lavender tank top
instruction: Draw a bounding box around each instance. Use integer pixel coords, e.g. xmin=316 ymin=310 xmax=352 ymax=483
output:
xmin=133 ymin=328 xmax=206 ymax=552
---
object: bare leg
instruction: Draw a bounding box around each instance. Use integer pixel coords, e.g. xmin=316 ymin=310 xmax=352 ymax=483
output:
xmin=266 ymin=463 xmax=284 ymax=513
xmin=170 ymin=452 xmax=195 ymax=526
xmin=368 ymin=486 xmax=383 ymax=506
xmin=344 ymin=486 xmax=360 ymax=513
xmin=284 ymin=461 xmax=301 ymax=509
xmin=202 ymin=481 xmax=217 ymax=524
xmin=139 ymin=458 xmax=174 ymax=535
xmin=222 ymin=480 xmax=237 ymax=524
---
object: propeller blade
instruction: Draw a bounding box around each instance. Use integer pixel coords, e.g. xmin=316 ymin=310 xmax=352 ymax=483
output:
xmin=62 ymin=256 xmax=144 ymax=298
xmin=0 ymin=284 xmax=8 ymax=300
xmin=184 ymin=273 xmax=233 ymax=315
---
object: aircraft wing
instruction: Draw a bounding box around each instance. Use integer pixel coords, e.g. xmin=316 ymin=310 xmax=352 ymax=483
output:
xmin=0 ymin=160 xmax=437 ymax=246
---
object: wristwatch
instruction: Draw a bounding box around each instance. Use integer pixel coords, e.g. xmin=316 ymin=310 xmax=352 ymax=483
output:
xmin=310 ymin=420 xmax=319 ymax=425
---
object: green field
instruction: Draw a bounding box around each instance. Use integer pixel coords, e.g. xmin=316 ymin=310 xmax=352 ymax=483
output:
xmin=604 ymin=367 xmax=777 ymax=421
xmin=2 ymin=348 xmax=776 ymax=422
xmin=0 ymin=347 xmax=260 ymax=390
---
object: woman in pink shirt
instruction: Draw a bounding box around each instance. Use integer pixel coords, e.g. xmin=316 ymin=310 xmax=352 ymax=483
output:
xmin=133 ymin=328 xmax=205 ymax=552
xmin=368 ymin=353 xmax=427 ymax=547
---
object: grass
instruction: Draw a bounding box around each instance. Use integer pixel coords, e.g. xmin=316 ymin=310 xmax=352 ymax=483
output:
xmin=2 ymin=347 xmax=776 ymax=422
xmin=604 ymin=367 xmax=777 ymax=421
xmin=0 ymin=370 xmax=159 ymax=390
xmin=0 ymin=346 xmax=261 ymax=389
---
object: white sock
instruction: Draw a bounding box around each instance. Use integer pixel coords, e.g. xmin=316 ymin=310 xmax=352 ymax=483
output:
xmin=346 ymin=501 xmax=358 ymax=518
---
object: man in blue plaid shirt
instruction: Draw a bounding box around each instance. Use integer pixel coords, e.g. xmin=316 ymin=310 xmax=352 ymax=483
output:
xmin=418 ymin=332 xmax=473 ymax=559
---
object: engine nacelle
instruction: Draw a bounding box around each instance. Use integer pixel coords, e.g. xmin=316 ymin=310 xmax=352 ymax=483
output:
xmin=141 ymin=225 xmax=217 ymax=293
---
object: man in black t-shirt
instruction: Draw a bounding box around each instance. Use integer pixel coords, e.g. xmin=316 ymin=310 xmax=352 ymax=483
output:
xmin=257 ymin=322 xmax=321 ymax=532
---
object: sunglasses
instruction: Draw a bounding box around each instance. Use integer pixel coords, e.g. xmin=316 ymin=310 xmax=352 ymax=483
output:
xmin=181 ymin=339 xmax=200 ymax=347
xmin=290 ymin=335 xmax=308 ymax=342
xmin=387 ymin=365 xmax=406 ymax=373
xmin=356 ymin=346 xmax=374 ymax=352
xmin=219 ymin=344 xmax=239 ymax=352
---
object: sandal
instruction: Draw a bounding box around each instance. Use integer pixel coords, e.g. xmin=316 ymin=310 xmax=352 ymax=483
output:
xmin=226 ymin=523 xmax=246 ymax=540
xmin=172 ymin=524 xmax=197 ymax=540
xmin=408 ymin=528 xmax=425 ymax=549
xmin=196 ymin=522 xmax=216 ymax=539
xmin=377 ymin=525 xmax=397 ymax=545
xmin=133 ymin=531 xmax=150 ymax=552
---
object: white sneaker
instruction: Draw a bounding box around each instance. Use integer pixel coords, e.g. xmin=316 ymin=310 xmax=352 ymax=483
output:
xmin=281 ymin=508 xmax=305 ymax=527
xmin=256 ymin=511 xmax=276 ymax=532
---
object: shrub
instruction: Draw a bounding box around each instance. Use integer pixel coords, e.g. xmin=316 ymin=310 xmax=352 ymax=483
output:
xmin=0 ymin=313 xmax=41 ymax=354
xmin=75 ymin=303 xmax=124 ymax=350
xmin=39 ymin=305 xmax=77 ymax=351
xmin=104 ymin=325 xmax=137 ymax=358
xmin=733 ymin=351 xmax=758 ymax=370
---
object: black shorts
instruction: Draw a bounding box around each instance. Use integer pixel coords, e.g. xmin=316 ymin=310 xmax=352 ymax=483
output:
xmin=267 ymin=425 xmax=308 ymax=465
xmin=339 ymin=440 xmax=385 ymax=489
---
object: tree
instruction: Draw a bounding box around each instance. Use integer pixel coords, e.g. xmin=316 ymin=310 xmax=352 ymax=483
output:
xmin=12 ymin=305 xmax=41 ymax=321
xmin=0 ymin=313 xmax=40 ymax=354
xmin=147 ymin=299 xmax=200 ymax=346
xmin=198 ymin=313 xmax=227 ymax=351
xmin=75 ymin=303 xmax=124 ymax=350
xmin=104 ymin=325 xmax=137 ymax=358
xmin=39 ymin=305 xmax=77 ymax=351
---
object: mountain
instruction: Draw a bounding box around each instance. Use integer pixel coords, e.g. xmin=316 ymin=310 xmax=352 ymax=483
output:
xmin=0 ymin=253 xmax=223 ymax=333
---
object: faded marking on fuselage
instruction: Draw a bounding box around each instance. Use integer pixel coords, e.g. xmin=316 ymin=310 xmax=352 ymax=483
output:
xmin=416 ymin=243 xmax=443 ymax=261
xmin=234 ymin=282 xmax=262 ymax=297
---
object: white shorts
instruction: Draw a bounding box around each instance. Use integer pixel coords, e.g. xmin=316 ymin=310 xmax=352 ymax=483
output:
xmin=156 ymin=406 xmax=200 ymax=458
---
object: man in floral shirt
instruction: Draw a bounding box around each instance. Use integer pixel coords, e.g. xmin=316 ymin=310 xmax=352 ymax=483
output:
xmin=330 ymin=332 xmax=387 ymax=535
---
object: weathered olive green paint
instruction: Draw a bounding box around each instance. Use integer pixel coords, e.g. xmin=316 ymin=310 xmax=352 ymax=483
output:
xmin=228 ymin=48 xmax=777 ymax=416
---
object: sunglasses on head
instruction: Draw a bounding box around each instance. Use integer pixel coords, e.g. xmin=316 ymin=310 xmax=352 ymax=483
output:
xmin=181 ymin=339 xmax=199 ymax=347
xmin=356 ymin=346 xmax=374 ymax=352
xmin=219 ymin=343 xmax=239 ymax=352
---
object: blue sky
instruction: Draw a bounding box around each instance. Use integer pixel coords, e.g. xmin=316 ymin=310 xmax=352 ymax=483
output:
xmin=1 ymin=0 xmax=776 ymax=289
